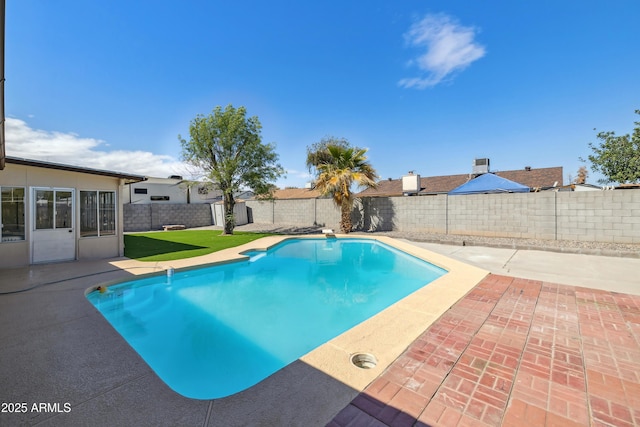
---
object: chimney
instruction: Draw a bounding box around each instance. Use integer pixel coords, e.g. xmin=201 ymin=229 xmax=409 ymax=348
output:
xmin=402 ymin=171 xmax=420 ymax=195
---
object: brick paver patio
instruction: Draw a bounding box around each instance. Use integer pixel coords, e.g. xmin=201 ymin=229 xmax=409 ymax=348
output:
xmin=329 ymin=275 xmax=640 ymax=427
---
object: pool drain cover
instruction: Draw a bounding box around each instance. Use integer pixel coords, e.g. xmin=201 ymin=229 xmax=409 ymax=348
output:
xmin=351 ymin=353 xmax=378 ymax=369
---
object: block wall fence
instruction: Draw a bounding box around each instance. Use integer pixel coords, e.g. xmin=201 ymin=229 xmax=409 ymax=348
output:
xmin=245 ymin=190 xmax=640 ymax=244
xmin=123 ymin=204 xmax=212 ymax=232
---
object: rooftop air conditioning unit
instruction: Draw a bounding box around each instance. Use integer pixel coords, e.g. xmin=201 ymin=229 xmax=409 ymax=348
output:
xmin=472 ymin=158 xmax=490 ymax=175
xmin=402 ymin=171 xmax=420 ymax=195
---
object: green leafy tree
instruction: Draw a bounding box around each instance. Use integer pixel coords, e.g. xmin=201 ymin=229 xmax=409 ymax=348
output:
xmin=583 ymin=110 xmax=640 ymax=184
xmin=180 ymin=105 xmax=284 ymax=234
xmin=309 ymin=141 xmax=378 ymax=233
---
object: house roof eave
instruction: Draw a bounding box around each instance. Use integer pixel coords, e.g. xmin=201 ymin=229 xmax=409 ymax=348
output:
xmin=5 ymin=156 xmax=147 ymax=183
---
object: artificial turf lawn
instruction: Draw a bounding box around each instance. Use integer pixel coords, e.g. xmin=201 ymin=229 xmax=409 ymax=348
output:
xmin=124 ymin=230 xmax=274 ymax=261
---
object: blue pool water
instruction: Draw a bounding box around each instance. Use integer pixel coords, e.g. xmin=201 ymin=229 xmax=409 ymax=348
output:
xmin=87 ymin=238 xmax=446 ymax=399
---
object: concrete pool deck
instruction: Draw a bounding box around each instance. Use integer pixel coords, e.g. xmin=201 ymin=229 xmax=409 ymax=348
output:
xmin=0 ymin=236 xmax=639 ymax=426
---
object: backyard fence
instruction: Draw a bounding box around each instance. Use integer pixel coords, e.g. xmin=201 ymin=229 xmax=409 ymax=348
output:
xmin=245 ymin=190 xmax=640 ymax=244
xmin=124 ymin=204 xmax=213 ymax=232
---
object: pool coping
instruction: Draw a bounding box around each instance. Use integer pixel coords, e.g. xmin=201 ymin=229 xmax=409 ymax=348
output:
xmin=98 ymin=234 xmax=489 ymax=396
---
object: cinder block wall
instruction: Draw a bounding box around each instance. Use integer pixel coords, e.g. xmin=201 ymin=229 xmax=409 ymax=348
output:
xmin=556 ymin=191 xmax=640 ymax=244
xmin=245 ymin=190 xmax=640 ymax=244
xmin=124 ymin=204 xmax=212 ymax=232
xmin=352 ymin=196 xmax=443 ymax=232
xmin=315 ymin=199 xmax=341 ymax=230
xmin=447 ymin=192 xmax=556 ymax=239
xmin=246 ymin=198 xmax=341 ymax=230
xmin=274 ymin=199 xmax=316 ymax=224
xmin=246 ymin=200 xmax=274 ymax=224
xmin=392 ymin=195 xmax=448 ymax=232
xmin=123 ymin=204 xmax=152 ymax=232
xmin=352 ymin=197 xmax=396 ymax=231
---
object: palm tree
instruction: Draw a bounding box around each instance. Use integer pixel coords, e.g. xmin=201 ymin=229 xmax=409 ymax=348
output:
xmin=314 ymin=144 xmax=378 ymax=233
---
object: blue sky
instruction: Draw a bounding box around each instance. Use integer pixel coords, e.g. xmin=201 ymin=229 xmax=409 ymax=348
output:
xmin=5 ymin=0 xmax=640 ymax=187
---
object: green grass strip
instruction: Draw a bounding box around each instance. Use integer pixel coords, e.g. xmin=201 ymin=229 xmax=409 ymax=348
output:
xmin=124 ymin=230 xmax=274 ymax=262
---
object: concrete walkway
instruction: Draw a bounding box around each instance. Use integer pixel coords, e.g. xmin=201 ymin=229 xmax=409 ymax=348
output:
xmin=404 ymin=241 xmax=640 ymax=296
xmin=1 ymin=238 xmax=639 ymax=426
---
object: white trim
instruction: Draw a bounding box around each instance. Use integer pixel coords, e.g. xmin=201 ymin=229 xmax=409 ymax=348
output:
xmin=30 ymin=187 xmax=76 ymax=263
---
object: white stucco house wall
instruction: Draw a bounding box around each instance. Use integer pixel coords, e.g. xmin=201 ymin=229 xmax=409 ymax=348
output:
xmin=123 ymin=176 xmax=222 ymax=204
xmin=0 ymin=156 xmax=145 ymax=268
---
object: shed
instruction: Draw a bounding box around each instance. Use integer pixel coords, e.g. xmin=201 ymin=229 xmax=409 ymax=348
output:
xmin=211 ymin=200 xmax=248 ymax=226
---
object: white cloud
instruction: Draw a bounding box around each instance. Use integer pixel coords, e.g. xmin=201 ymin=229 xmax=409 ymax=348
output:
xmin=286 ymin=168 xmax=312 ymax=181
xmin=275 ymin=168 xmax=312 ymax=189
xmin=5 ymin=118 xmax=194 ymax=179
xmin=399 ymin=13 xmax=486 ymax=89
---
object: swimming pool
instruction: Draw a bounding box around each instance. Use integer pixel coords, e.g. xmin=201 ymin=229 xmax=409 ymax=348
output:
xmin=87 ymin=237 xmax=447 ymax=399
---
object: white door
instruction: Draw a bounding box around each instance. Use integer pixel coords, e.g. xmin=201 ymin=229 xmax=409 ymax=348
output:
xmin=31 ymin=188 xmax=76 ymax=263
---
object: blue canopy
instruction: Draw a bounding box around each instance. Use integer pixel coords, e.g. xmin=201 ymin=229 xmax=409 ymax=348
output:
xmin=448 ymin=173 xmax=530 ymax=195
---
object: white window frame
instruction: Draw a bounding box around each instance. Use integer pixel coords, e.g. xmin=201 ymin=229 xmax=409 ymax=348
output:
xmin=80 ymin=190 xmax=117 ymax=238
xmin=0 ymin=186 xmax=26 ymax=243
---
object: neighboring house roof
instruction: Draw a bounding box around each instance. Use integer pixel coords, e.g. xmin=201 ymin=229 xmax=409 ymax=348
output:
xmin=5 ymin=156 xmax=146 ymax=182
xmin=357 ymin=166 xmax=563 ymax=197
xmin=356 ymin=178 xmax=408 ymax=197
xmin=137 ymin=176 xmax=182 ymax=185
xmin=268 ymin=187 xmax=324 ymax=200
xmin=448 ymin=173 xmax=530 ymax=195
xmin=234 ymin=190 xmax=255 ymax=200
xmin=497 ymin=167 xmax=562 ymax=189
xmin=422 ymin=174 xmax=469 ymax=194
xmin=616 ymin=183 xmax=640 ymax=189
